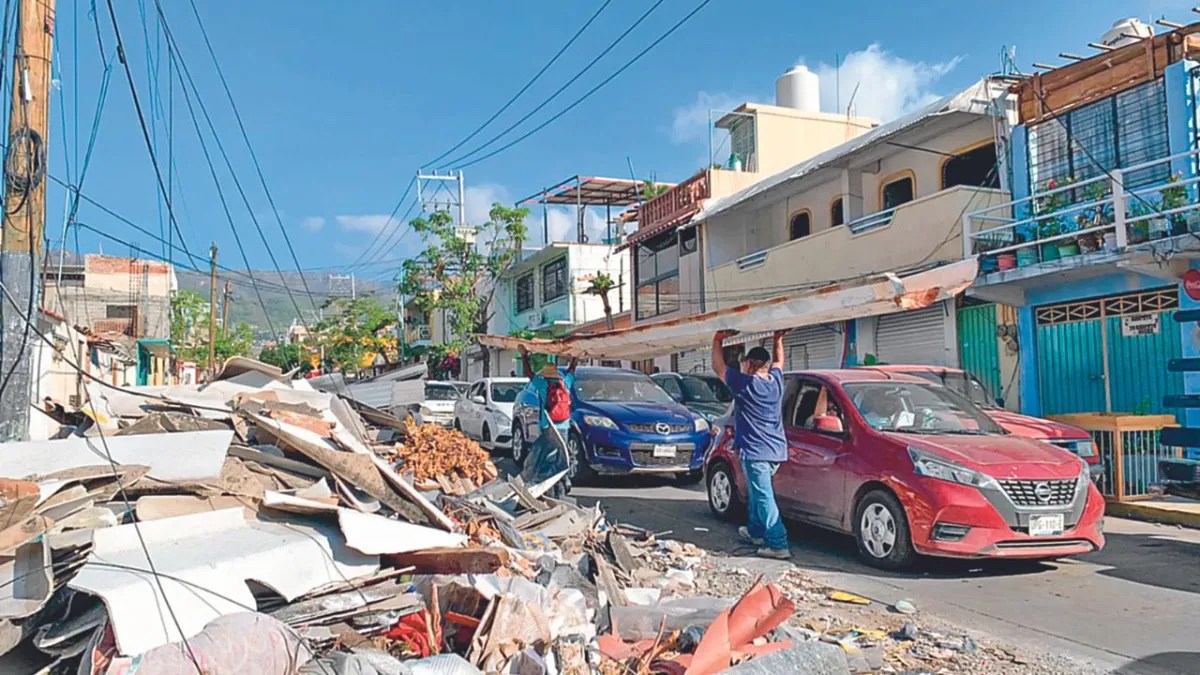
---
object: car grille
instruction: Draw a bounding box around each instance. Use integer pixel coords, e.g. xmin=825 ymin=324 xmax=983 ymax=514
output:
xmin=629 ymin=443 xmax=696 ymax=467
xmin=627 ymin=422 xmax=691 ymax=434
xmin=998 ymin=479 xmax=1076 ymax=507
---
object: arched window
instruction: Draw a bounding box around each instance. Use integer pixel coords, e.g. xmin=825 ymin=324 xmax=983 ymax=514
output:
xmin=789 ymin=211 xmax=811 ymax=241
xmin=830 ymin=198 xmax=844 ymax=226
xmin=880 ymin=171 xmax=916 ymax=210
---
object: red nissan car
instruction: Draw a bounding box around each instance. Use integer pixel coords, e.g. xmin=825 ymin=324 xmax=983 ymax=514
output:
xmin=867 ymin=366 xmax=1103 ymax=484
xmin=704 ymin=370 xmax=1105 ymax=569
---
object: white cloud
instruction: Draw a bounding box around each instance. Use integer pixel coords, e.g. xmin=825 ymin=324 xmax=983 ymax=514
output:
xmin=540 ymin=206 xmax=610 ymax=245
xmin=669 ymin=91 xmax=750 ymax=146
xmin=812 ymin=44 xmax=961 ymax=122
xmin=335 ymin=214 xmax=394 ymax=234
xmin=464 ymin=183 xmax=512 ymax=226
xmin=301 ymin=216 xmax=325 ymax=232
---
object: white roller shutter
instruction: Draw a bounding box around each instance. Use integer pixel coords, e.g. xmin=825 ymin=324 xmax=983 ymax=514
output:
xmin=876 ymin=302 xmax=951 ymax=366
xmin=783 ymin=324 xmax=841 ymax=370
xmin=675 ymin=348 xmax=709 ymax=374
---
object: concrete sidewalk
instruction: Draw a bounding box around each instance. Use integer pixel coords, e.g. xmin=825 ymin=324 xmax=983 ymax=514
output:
xmin=1106 ymin=498 xmax=1200 ymax=529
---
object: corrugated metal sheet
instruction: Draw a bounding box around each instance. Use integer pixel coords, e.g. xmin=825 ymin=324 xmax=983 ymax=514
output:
xmin=1105 ymin=313 xmax=1182 ymax=416
xmin=877 ymin=302 xmax=951 ymax=366
xmin=957 ymin=304 xmax=1002 ymax=396
xmin=783 ymin=324 xmax=840 ymax=370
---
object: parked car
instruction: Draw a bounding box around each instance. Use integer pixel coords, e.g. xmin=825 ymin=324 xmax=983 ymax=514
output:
xmin=512 ymin=366 xmax=712 ymax=482
xmin=704 ymin=369 xmax=1105 ymax=569
xmin=865 ymin=365 xmax=1103 ymax=483
xmin=454 ymin=377 xmax=528 ymax=450
xmin=651 ymin=372 xmax=733 ymax=422
xmin=420 ymin=381 xmax=462 ymax=427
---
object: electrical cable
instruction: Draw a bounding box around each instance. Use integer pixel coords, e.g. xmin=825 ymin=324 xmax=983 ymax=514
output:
xmin=350 ymin=197 xmax=421 ymax=272
xmin=101 ymin=0 xmax=193 ymax=262
xmin=423 ymin=0 xmax=614 ymax=170
xmin=441 ymin=0 xmax=668 ymax=169
xmin=343 ymin=175 xmax=417 ymax=272
xmin=176 ymin=0 xmax=321 ymax=315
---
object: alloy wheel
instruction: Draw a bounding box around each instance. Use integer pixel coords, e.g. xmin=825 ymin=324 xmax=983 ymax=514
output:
xmin=709 ymin=468 xmax=732 ymax=513
xmin=860 ymin=502 xmax=897 ymax=558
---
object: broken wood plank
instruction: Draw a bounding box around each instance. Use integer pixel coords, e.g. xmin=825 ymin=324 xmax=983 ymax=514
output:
xmin=381 ymin=547 xmax=510 ymax=575
xmin=608 ymin=532 xmax=638 ymax=576
xmin=593 ymin=555 xmax=626 ymax=608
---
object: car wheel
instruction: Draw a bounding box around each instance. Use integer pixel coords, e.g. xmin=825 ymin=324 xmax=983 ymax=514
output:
xmin=511 ymin=422 xmax=527 ymax=467
xmin=706 ymin=462 xmax=744 ymax=521
xmin=567 ymin=430 xmax=596 ymax=486
xmin=854 ymin=489 xmax=916 ymax=570
xmin=675 ymin=470 xmax=703 ymax=486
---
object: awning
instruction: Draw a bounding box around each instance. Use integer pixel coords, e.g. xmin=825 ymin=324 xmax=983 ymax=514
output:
xmin=478 ymin=259 xmax=977 ymax=359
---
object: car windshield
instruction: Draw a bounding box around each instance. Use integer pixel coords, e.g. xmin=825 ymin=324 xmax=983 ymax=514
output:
xmin=908 ymin=370 xmax=995 ymax=408
xmin=680 ymin=375 xmax=732 ymax=403
xmin=843 ymin=381 xmax=1003 ymax=435
xmin=490 ymin=383 xmax=523 ymax=403
xmin=425 ymin=384 xmax=460 ymax=401
xmin=575 ymin=371 xmax=677 ymax=404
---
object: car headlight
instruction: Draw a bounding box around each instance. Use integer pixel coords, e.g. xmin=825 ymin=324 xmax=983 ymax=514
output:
xmin=582 ymin=414 xmax=618 ymax=429
xmin=420 ymin=406 xmax=433 ymax=417
xmin=693 ymin=417 xmax=709 ymax=432
xmin=908 ymin=447 xmax=999 ymax=490
xmin=1073 ymin=440 xmax=1096 ymax=458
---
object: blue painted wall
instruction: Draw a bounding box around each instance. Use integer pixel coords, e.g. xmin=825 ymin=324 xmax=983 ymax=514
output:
xmin=1009 ymin=125 xmax=1031 ymax=206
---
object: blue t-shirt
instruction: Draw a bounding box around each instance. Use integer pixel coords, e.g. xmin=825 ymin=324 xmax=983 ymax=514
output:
xmin=530 ymin=371 xmax=576 ymax=431
xmin=725 ymin=366 xmax=787 ymax=462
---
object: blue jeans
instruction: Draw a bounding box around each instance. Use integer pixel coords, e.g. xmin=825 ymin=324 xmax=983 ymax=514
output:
xmin=742 ymin=458 xmax=788 ymax=551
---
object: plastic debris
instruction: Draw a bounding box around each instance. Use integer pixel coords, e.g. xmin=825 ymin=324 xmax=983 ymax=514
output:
xmin=829 ymin=591 xmax=872 ymax=605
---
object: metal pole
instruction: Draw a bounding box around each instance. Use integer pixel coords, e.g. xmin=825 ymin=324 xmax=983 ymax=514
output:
xmin=221 ymin=281 xmax=232 ymax=331
xmin=207 ymin=243 xmax=218 ymax=377
xmin=457 ymin=170 xmax=466 ymax=227
xmin=542 ymin=189 xmax=549 ymax=244
xmin=576 ymin=176 xmax=584 ymax=243
xmin=0 ymin=0 xmax=56 ymax=441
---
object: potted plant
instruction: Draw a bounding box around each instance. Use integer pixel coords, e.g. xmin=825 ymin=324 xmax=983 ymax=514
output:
xmin=1075 ymin=181 xmax=1109 ymax=253
xmin=1128 ymin=200 xmax=1151 ymax=244
xmin=1160 ymin=171 xmax=1188 ymax=236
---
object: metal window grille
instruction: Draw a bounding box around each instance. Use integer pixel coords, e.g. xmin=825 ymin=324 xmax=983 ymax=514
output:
xmin=1035 ymin=288 xmax=1178 ymax=326
xmin=541 ymin=257 xmax=567 ymax=302
xmin=515 ymin=273 xmax=534 ymax=312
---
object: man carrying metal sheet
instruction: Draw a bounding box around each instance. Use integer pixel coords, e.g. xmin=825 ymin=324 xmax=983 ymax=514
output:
xmin=713 ymin=329 xmax=791 ymax=560
xmin=519 ymin=345 xmax=579 ymax=497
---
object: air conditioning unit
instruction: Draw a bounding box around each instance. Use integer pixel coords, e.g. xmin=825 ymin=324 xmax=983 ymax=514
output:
xmin=527 ymin=310 xmax=546 ymax=329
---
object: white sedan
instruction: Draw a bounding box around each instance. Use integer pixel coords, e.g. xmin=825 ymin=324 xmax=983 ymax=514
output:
xmin=420 ymin=381 xmax=463 ymax=427
xmin=454 ymin=377 xmax=528 ymax=450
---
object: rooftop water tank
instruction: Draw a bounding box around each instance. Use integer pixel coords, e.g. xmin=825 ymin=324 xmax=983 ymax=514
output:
xmin=1100 ymin=18 xmax=1153 ymax=49
xmin=776 ymin=65 xmax=819 ymax=113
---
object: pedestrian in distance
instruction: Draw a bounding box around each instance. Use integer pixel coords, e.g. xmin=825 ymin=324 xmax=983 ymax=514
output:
xmin=712 ymin=328 xmax=791 ymax=560
xmin=519 ymin=345 xmax=579 ymax=497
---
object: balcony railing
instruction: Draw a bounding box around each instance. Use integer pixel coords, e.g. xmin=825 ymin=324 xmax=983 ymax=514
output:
xmin=965 ymin=149 xmax=1200 ymax=274
xmin=639 ymin=170 xmax=708 ymax=232
xmin=710 ymin=185 xmax=1008 ymax=302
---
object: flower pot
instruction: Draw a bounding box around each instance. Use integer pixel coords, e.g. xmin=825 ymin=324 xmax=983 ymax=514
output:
xmin=1171 ymin=216 xmax=1188 ymax=236
xmin=1016 ymin=248 xmax=1039 ymax=267
xmin=979 ymin=254 xmax=999 ymax=274
xmin=997 ymin=252 xmax=1017 ymax=271
xmin=1076 ymin=232 xmax=1101 ymax=253
xmin=1057 ymin=241 xmax=1081 ymax=257
xmin=1103 ymin=232 xmax=1118 ymax=251
xmin=1188 ymin=212 xmax=1200 ymax=233
xmin=1041 ymin=243 xmax=1061 ymax=262
xmin=1149 ymin=217 xmax=1169 ymax=240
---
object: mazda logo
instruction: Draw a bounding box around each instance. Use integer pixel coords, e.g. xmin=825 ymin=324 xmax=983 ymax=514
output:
xmin=655 ymin=422 xmax=671 ymax=435
xmin=1033 ymin=482 xmax=1053 ymax=503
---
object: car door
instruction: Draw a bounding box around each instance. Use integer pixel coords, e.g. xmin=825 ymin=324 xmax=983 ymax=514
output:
xmin=461 ymin=382 xmax=482 ymax=437
xmin=777 ymin=377 xmax=850 ymax=527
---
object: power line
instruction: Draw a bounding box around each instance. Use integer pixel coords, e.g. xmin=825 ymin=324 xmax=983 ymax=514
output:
xmin=343 ymin=175 xmax=416 ymax=271
xmin=441 ymin=0 xmax=669 ymax=169
xmin=423 ymin=0 xmax=614 ymax=170
xmin=177 ymin=0 xmax=320 ymax=315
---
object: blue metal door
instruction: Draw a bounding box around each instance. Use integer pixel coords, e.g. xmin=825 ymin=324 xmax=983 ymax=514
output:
xmin=1035 ymin=288 xmax=1180 ymax=416
xmin=957 ymin=304 xmax=1002 ymax=397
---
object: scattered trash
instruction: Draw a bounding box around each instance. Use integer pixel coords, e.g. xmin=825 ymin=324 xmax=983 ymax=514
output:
xmin=893 ymin=599 xmax=917 ymax=615
xmin=828 ymin=591 xmax=872 ymax=605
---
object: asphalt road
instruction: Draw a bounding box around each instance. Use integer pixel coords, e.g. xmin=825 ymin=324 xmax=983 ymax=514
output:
xmin=571 ymin=477 xmax=1200 ymax=675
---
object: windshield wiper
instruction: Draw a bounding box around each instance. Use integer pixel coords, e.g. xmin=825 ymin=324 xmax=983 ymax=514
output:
xmin=919 ymin=429 xmax=989 ymax=435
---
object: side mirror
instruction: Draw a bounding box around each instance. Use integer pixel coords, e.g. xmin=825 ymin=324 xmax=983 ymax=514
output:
xmin=472 ymin=395 xmax=485 ymax=404
xmin=814 ymin=415 xmax=845 ymax=435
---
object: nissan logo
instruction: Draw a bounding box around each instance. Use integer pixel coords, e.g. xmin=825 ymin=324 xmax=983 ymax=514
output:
xmin=1033 ymin=482 xmax=1053 ymax=503
xmin=655 ymin=422 xmax=671 ymax=435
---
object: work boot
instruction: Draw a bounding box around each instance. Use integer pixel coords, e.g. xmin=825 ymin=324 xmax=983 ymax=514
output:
xmin=738 ymin=526 xmax=764 ymax=546
xmin=756 ymin=547 xmax=791 ymax=560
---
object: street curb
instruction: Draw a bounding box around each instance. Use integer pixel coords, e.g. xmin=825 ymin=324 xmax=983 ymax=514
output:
xmin=1107 ymin=502 xmax=1200 ymax=529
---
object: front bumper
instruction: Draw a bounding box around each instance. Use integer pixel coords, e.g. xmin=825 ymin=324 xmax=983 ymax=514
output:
xmin=427 ymin=412 xmax=455 ymax=428
xmin=581 ymin=425 xmax=709 ymax=475
xmin=901 ymin=476 xmax=1106 ymax=560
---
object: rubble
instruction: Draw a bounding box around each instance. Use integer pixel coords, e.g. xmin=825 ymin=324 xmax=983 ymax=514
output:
xmin=0 ymin=357 xmax=1098 ymax=675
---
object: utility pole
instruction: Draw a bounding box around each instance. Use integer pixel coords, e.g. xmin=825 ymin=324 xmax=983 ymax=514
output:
xmin=417 ymin=170 xmax=466 ymax=228
xmin=207 ymin=244 xmax=218 ymax=377
xmin=0 ymin=0 xmax=55 ymax=442
xmin=221 ymin=281 xmax=232 ymax=331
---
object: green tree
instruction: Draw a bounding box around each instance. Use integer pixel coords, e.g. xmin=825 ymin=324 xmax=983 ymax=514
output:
xmin=170 ymin=289 xmax=255 ymax=367
xmin=584 ymin=272 xmax=618 ymax=330
xmin=398 ymin=204 xmax=528 ymax=377
xmin=642 ymin=180 xmax=670 ymax=201
xmin=314 ymin=296 xmax=398 ymax=372
xmin=259 ymin=342 xmax=312 ymax=374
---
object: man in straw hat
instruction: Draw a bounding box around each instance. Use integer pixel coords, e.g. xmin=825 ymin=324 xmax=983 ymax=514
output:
xmin=519 ymin=346 xmax=579 ymax=495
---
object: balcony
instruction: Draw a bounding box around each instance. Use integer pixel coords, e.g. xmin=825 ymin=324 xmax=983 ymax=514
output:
xmin=965 ymin=150 xmax=1200 ymax=290
xmin=708 ymin=185 xmax=1008 ymax=304
xmin=640 ymin=170 xmax=709 ymax=233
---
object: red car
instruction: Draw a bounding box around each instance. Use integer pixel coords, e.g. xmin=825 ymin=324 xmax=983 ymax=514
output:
xmin=704 ymin=370 xmax=1105 ymax=569
xmin=867 ymin=366 xmax=1103 ymax=484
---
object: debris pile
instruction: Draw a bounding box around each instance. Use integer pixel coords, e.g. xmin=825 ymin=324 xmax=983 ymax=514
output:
xmin=0 ymin=357 xmax=833 ymax=675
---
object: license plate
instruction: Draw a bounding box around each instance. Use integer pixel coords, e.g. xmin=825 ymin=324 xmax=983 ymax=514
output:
xmin=652 ymin=444 xmax=677 ymax=458
xmin=1029 ymin=514 xmax=1065 ymax=537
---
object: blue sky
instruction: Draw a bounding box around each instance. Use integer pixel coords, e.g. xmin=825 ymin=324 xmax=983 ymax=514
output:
xmin=48 ymin=0 xmax=1196 ymax=284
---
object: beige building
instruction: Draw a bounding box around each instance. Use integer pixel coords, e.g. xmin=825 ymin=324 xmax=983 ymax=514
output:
xmin=43 ymin=253 xmax=178 ymax=339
